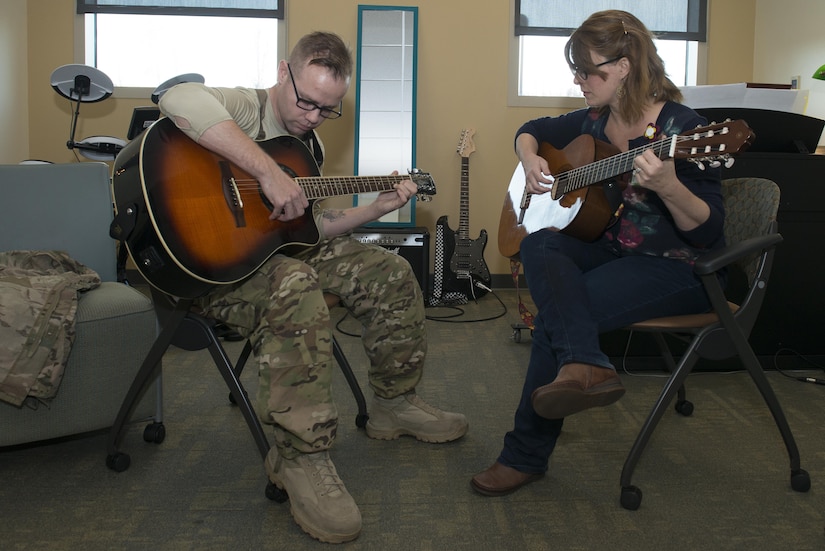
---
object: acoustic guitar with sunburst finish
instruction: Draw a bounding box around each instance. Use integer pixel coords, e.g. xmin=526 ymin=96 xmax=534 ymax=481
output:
xmin=111 ymin=117 xmax=436 ymax=299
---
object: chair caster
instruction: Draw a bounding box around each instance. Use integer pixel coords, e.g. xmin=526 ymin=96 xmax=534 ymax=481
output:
xmin=265 ymin=481 xmax=289 ymax=502
xmin=355 ymin=413 xmax=369 ymax=429
xmin=674 ymin=399 xmax=694 ymax=416
xmin=620 ymin=485 xmax=643 ymax=510
xmin=106 ymin=452 xmax=131 ymax=472
xmin=791 ymin=468 xmax=811 ymax=492
xmin=228 ymin=390 xmax=249 ymax=406
xmin=143 ymin=422 xmax=166 ymax=444
xmin=510 ymin=323 xmax=532 ymax=343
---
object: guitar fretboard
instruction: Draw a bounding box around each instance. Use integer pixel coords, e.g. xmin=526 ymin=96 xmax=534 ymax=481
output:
xmin=458 ymin=157 xmax=470 ymax=239
xmin=295 ymin=175 xmax=412 ymax=200
xmin=556 ymin=136 xmax=675 ymax=196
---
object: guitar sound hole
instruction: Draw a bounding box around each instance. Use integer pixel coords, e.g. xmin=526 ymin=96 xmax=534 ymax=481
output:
xmin=257 ymin=162 xmax=300 ymax=212
xmin=259 ymin=189 xmax=273 ymax=212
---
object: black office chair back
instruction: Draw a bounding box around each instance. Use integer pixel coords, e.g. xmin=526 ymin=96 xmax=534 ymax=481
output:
xmin=718 ymin=177 xmax=781 ymax=337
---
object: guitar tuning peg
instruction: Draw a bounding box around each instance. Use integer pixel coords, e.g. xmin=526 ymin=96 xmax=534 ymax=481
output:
xmin=709 ymin=160 xmax=721 ymax=168
xmin=695 ymin=160 xmax=706 ymax=171
xmin=725 ymin=157 xmax=735 ymax=168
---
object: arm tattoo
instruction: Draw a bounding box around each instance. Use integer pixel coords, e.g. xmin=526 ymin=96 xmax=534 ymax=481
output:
xmin=322 ymin=209 xmax=346 ymax=222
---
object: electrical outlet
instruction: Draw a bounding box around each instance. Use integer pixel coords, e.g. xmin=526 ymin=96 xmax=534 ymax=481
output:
xmin=791 ymin=75 xmax=801 ymax=89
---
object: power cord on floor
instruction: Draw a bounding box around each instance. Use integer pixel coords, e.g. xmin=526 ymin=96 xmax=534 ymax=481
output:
xmin=331 ymin=286 xmax=509 ymax=337
xmin=425 ymin=287 xmax=508 ymax=323
xmin=772 ymin=348 xmax=825 ymax=386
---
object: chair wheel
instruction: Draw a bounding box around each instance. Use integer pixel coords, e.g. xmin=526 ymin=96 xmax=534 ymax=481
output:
xmin=143 ymin=422 xmax=166 ymax=444
xmin=791 ymin=468 xmax=811 ymax=492
xmin=228 ymin=390 xmax=249 ymax=406
xmin=620 ymin=485 xmax=643 ymax=510
xmin=674 ymin=400 xmax=694 ymax=416
xmin=355 ymin=413 xmax=369 ymax=429
xmin=265 ymin=481 xmax=288 ymax=502
xmin=106 ymin=452 xmax=131 ymax=472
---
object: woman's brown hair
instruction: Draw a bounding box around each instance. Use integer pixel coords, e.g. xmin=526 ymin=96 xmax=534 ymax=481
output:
xmin=565 ymin=10 xmax=683 ymax=123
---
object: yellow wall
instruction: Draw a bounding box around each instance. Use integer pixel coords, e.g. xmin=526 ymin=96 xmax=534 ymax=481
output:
xmin=18 ymin=0 xmax=757 ymax=278
xmin=0 ymin=2 xmax=30 ymax=163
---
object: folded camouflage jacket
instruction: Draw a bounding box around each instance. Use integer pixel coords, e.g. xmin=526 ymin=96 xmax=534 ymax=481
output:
xmin=0 ymin=250 xmax=100 ymax=407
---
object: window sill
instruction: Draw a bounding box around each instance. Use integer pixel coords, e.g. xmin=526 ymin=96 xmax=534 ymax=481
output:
xmin=507 ymin=94 xmax=586 ymax=110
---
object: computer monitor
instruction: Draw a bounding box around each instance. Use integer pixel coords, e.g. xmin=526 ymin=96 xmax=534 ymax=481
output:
xmin=127 ymin=106 xmax=161 ymax=141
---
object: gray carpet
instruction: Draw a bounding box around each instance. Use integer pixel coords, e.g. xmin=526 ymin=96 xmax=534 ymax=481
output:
xmin=1 ymin=290 xmax=824 ymax=550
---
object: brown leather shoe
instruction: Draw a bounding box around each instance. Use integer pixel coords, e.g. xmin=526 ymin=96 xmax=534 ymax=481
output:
xmin=471 ymin=462 xmax=543 ymax=497
xmin=531 ymin=362 xmax=625 ymax=420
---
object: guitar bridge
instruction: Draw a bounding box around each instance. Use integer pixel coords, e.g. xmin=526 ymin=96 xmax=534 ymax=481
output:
xmin=219 ymin=161 xmax=246 ymax=228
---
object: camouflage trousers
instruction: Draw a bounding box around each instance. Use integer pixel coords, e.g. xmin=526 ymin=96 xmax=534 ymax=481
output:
xmin=196 ymin=235 xmax=425 ymax=458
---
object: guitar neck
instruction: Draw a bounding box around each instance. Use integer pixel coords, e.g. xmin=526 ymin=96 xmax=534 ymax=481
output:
xmin=458 ymin=157 xmax=470 ymax=238
xmin=557 ymin=136 xmax=675 ymax=195
xmin=294 ymin=174 xmax=410 ymax=200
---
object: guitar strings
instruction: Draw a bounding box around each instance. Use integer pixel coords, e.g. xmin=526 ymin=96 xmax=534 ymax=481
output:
xmin=556 ymin=130 xmax=722 ymax=194
xmin=224 ymin=176 xmax=413 ymax=200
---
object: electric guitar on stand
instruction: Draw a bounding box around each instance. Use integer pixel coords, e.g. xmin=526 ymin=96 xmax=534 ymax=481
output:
xmin=430 ymin=128 xmax=492 ymax=305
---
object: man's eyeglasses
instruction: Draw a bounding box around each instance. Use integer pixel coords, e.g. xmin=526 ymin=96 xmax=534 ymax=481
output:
xmin=287 ymin=63 xmax=343 ymax=119
xmin=571 ymin=56 xmax=622 ymax=81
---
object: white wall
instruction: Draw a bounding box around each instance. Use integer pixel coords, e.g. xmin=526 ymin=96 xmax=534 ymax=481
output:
xmin=754 ymin=0 xmax=825 ymax=145
xmin=0 ymin=1 xmax=30 ymax=163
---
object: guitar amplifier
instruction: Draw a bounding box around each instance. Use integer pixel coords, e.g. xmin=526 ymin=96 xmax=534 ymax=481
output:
xmin=351 ymin=227 xmax=429 ymax=297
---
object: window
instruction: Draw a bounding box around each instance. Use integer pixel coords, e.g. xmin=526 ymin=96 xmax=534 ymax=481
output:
xmin=511 ymin=0 xmax=706 ymax=106
xmin=77 ymin=1 xmax=284 ymax=96
xmin=519 ymin=36 xmax=698 ymax=98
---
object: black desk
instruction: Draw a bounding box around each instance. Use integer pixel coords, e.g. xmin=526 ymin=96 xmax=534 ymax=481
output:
xmin=723 ymin=152 xmax=825 ymax=359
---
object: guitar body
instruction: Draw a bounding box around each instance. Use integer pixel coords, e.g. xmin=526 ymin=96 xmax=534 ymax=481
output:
xmin=112 ymin=117 xmax=325 ymax=298
xmin=436 ymin=215 xmax=491 ymax=299
xmin=499 ymin=135 xmax=627 ymax=258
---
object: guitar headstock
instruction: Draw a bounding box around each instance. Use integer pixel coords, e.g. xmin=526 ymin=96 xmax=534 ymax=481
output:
xmin=457 ymin=128 xmax=476 ymax=159
xmin=673 ymin=119 xmax=756 ymax=169
xmin=408 ymin=169 xmax=437 ymax=202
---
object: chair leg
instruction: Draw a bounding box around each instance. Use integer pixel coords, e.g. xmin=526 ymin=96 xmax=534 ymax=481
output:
xmin=332 ymin=336 xmax=369 ymax=428
xmin=195 ymin=324 xmax=271 ymax=461
xmin=106 ymin=298 xmax=193 ymax=472
xmin=651 ymin=332 xmax=691 ymax=415
xmin=729 ymin=330 xmax=810 ymax=492
xmin=619 ymin=347 xmax=700 ymax=510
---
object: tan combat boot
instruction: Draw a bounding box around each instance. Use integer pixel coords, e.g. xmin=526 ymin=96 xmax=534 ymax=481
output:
xmin=265 ymin=448 xmax=361 ymax=543
xmin=366 ymin=391 xmax=468 ymax=443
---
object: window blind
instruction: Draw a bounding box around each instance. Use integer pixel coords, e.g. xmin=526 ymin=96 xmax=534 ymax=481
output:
xmin=515 ymin=0 xmax=706 ymax=42
xmin=77 ymin=0 xmax=282 ymax=18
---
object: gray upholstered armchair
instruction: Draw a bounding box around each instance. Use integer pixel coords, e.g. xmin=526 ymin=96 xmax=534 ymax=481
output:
xmin=0 ymin=162 xmax=159 ymax=446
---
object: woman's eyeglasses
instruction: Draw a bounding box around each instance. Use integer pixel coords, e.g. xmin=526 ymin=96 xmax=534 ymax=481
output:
xmin=571 ymin=56 xmax=622 ymax=81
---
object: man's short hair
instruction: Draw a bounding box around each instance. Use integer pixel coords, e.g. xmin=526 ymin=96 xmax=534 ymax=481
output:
xmin=289 ymin=31 xmax=353 ymax=81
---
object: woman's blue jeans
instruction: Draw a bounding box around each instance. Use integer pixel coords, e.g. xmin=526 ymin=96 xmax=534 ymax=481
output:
xmin=498 ymin=229 xmax=713 ymax=474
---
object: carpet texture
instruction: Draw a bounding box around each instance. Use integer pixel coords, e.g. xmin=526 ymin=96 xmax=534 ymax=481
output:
xmin=1 ymin=290 xmax=823 ymax=550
